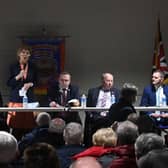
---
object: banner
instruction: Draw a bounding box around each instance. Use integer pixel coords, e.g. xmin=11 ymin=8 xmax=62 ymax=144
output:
xmin=22 ymin=38 xmax=65 ymax=97
xmin=152 ymin=18 xmax=168 ymax=83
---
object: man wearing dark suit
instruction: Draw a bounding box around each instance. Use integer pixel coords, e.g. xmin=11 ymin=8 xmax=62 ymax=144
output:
xmin=140 ymin=70 xmax=168 ymax=126
xmin=84 ymin=72 xmax=120 ymax=146
xmin=47 ymin=71 xmax=81 ymax=123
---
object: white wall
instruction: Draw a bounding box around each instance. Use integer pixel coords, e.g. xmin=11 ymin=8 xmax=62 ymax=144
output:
xmin=0 ymin=0 xmax=168 ymax=105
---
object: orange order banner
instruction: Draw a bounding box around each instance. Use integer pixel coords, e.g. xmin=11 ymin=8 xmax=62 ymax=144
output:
xmin=7 ymin=102 xmax=36 ymax=129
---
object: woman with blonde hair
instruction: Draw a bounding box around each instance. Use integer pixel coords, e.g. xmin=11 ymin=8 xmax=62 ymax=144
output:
xmin=72 ymin=127 xmax=117 ymax=167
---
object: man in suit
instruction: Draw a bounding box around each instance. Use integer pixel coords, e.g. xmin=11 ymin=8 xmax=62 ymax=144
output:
xmin=84 ymin=72 xmax=120 ymax=146
xmin=140 ymin=69 xmax=168 ymax=126
xmin=47 ymin=71 xmax=81 ymax=123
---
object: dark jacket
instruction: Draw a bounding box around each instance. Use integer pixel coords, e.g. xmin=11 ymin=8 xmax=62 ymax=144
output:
xmin=47 ymin=81 xmax=80 ymax=105
xmin=18 ymin=126 xmax=64 ymax=155
xmin=7 ymin=61 xmax=37 ymax=103
xmin=57 ymin=145 xmax=86 ymax=168
xmin=137 ymin=148 xmax=168 ymax=168
xmin=84 ymin=86 xmax=120 ymax=146
xmin=108 ymin=98 xmax=136 ymax=124
xmin=47 ymin=81 xmax=81 ymax=123
xmin=87 ymin=86 xmax=120 ymax=107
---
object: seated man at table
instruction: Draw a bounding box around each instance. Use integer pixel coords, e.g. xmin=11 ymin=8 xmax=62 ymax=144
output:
xmin=47 ymin=71 xmax=81 ymax=124
xmin=140 ymin=70 xmax=168 ymax=126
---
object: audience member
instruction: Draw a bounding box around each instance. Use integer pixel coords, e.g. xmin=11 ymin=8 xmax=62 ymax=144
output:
xmin=134 ymin=133 xmax=164 ymax=160
xmin=136 ymin=115 xmax=158 ymax=134
xmin=84 ymin=72 xmax=120 ymax=146
xmin=47 ymin=71 xmax=81 ymax=123
xmin=127 ymin=113 xmax=139 ymax=125
xmin=108 ymin=120 xmax=138 ymax=168
xmin=57 ymin=122 xmax=85 ymax=168
xmin=0 ymin=131 xmax=18 ymax=167
xmin=6 ymin=45 xmax=37 ymax=140
xmin=70 ymin=156 xmax=102 ymax=168
xmin=108 ymin=83 xmax=138 ymax=125
xmin=137 ymin=148 xmax=168 ymax=168
xmin=135 ymin=133 xmax=168 ymax=168
xmin=127 ymin=113 xmax=159 ymax=134
xmin=18 ymin=116 xmax=65 ymax=155
xmin=140 ymin=70 xmax=168 ymax=126
xmin=23 ymin=142 xmax=60 ymax=168
xmin=72 ymin=127 xmax=117 ymax=168
xmin=35 ymin=112 xmax=51 ymax=127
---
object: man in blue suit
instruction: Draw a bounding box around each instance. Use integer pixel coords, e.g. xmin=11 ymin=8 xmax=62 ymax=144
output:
xmin=140 ymin=70 xmax=168 ymax=125
xmin=84 ymin=72 xmax=120 ymax=146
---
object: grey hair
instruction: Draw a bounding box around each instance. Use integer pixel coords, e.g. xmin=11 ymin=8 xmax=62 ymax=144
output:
xmin=121 ymin=83 xmax=138 ymax=96
xmin=63 ymin=122 xmax=83 ymax=145
xmin=36 ymin=112 xmax=51 ymax=127
xmin=135 ymin=133 xmax=164 ymax=159
xmin=116 ymin=120 xmax=138 ymax=145
xmin=0 ymin=131 xmax=18 ymax=163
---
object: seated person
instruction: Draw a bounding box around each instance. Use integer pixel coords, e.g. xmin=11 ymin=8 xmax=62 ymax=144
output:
xmin=134 ymin=133 xmax=167 ymax=168
xmin=57 ymin=122 xmax=86 ymax=168
xmin=47 ymin=71 xmax=81 ymax=123
xmin=23 ymin=142 xmax=60 ymax=168
xmin=140 ymin=70 xmax=168 ymax=126
xmin=0 ymin=131 xmax=18 ymax=167
xmin=108 ymin=83 xmax=138 ymax=124
xmin=18 ymin=116 xmax=65 ymax=155
xmin=72 ymin=127 xmax=117 ymax=168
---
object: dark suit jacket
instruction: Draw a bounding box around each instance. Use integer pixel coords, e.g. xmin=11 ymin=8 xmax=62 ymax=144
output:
xmin=84 ymin=86 xmax=120 ymax=146
xmin=7 ymin=61 xmax=37 ymax=103
xmin=47 ymin=81 xmax=80 ymax=106
xmin=47 ymin=81 xmax=81 ymax=123
xmin=108 ymin=98 xmax=136 ymax=124
xmin=140 ymin=84 xmax=168 ymax=106
xmin=87 ymin=86 xmax=120 ymax=107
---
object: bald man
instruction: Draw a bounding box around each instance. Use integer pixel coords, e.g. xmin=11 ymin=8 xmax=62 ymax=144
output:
xmin=70 ymin=157 xmax=102 ymax=168
xmin=84 ymin=72 xmax=120 ymax=146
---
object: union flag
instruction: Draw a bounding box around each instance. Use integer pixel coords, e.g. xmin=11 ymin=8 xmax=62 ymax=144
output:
xmin=152 ymin=17 xmax=168 ymax=83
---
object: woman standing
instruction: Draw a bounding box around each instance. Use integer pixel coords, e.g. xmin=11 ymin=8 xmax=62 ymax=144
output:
xmin=7 ymin=45 xmax=37 ymax=140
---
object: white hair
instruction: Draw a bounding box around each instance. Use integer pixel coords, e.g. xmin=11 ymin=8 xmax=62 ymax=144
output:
xmin=0 ymin=131 xmax=18 ymax=163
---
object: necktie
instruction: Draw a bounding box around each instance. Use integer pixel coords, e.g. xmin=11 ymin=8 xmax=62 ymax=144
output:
xmin=101 ymin=92 xmax=107 ymax=107
xmin=62 ymin=89 xmax=67 ymax=106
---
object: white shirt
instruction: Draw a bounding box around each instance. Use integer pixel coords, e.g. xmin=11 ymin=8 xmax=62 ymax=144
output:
xmin=96 ymin=90 xmax=112 ymax=108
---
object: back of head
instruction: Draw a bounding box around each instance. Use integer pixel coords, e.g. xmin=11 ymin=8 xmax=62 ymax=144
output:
xmin=127 ymin=113 xmax=139 ymax=125
xmin=138 ymin=148 xmax=168 ymax=168
xmin=23 ymin=142 xmax=60 ymax=168
xmin=116 ymin=120 xmax=138 ymax=145
xmin=135 ymin=133 xmax=164 ymax=159
xmin=48 ymin=118 xmax=66 ymax=134
xmin=92 ymin=127 xmax=117 ymax=147
xmin=36 ymin=112 xmax=51 ymax=127
xmin=63 ymin=122 xmax=83 ymax=145
xmin=0 ymin=131 xmax=17 ymax=163
xmin=70 ymin=156 xmax=102 ymax=168
xmin=121 ymin=83 xmax=138 ymax=103
xmin=136 ymin=115 xmax=157 ymax=134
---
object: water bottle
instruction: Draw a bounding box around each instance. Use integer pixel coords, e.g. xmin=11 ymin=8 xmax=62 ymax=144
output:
xmin=111 ymin=92 xmax=116 ymax=105
xmin=81 ymin=94 xmax=87 ymax=108
xmin=22 ymin=95 xmax=28 ymax=108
